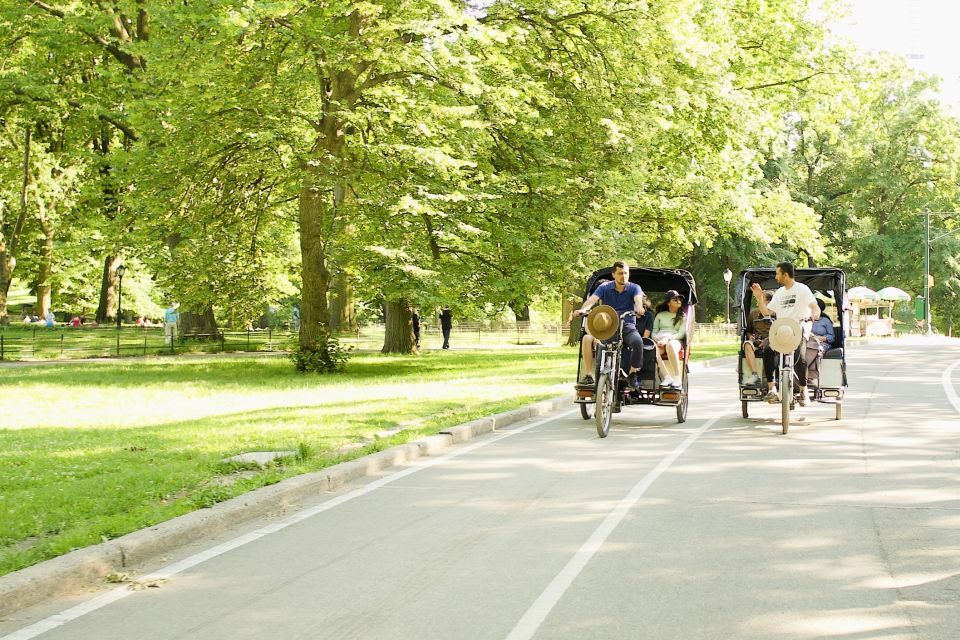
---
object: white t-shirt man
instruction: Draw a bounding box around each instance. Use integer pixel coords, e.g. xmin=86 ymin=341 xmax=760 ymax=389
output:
xmin=768 ymin=282 xmax=817 ymax=321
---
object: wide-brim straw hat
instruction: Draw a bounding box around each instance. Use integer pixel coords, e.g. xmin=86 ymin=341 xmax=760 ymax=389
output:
xmin=586 ymin=305 xmax=618 ymax=341
xmin=768 ymin=317 xmax=803 ymax=354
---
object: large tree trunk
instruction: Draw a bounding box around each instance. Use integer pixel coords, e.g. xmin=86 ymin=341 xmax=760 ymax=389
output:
xmin=329 ymin=269 xmax=357 ymax=333
xmin=0 ymin=128 xmax=32 ymax=324
xmin=34 ymin=208 xmax=56 ymax=318
xmin=96 ymin=255 xmax=121 ymax=324
xmin=382 ymin=298 xmax=417 ymax=354
xmin=180 ymin=306 xmax=219 ymax=335
xmin=298 ymin=176 xmax=332 ymax=351
xmin=511 ymin=302 xmax=531 ymax=322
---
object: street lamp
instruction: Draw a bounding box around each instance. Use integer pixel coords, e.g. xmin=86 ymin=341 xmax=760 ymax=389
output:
xmin=723 ymin=268 xmax=733 ymax=325
xmin=116 ymin=265 xmax=126 ymax=329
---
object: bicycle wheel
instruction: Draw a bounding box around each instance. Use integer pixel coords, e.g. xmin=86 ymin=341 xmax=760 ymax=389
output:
xmin=835 ymin=402 xmax=842 ymax=420
xmin=676 ymin=367 xmax=689 ymax=423
xmin=595 ymin=373 xmax=614 ymax=438
xmin=780 ymin=372 xmax=791 ymax=434
xmin=742 ymin=400 xmax=749 ymax=418
xmin=580 ymin=402 xmax=593 ymax=420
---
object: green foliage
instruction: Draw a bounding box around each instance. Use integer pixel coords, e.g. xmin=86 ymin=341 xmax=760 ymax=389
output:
xmin=289 ymin=328 xmax=353 ymax=373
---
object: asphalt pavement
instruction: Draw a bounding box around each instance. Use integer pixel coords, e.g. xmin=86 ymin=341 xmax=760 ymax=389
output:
xmin=2 ymin=338 xmax=959 ymax=640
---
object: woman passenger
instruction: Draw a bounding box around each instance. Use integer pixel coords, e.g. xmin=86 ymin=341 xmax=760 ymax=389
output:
xmin=652 ymin=290 xmax=687 ymax=388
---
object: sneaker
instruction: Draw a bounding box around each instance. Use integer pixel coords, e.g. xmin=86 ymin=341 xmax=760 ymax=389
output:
xmin=797 ymin=388 xmax=808 ymax=406
xmin=578 ymin=374 xmax=595 ymax=385
xmin=764 ymin=390 xmax=779 ymax=403
xmin=668 ymin=376 xmax=682 ymax=389
xmin=629 ymin=373 xmax=642 ymax=389
xmin=659 ymin=375 xmax=675 ymax=388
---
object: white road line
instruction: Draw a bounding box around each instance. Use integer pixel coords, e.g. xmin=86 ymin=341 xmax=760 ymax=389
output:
xmin=942 ymin=361 xmax=960 ymax=415
xmin=504 ymin=407 xmax=734 ymax=640
xmin=1 ymin=409 xmax=577 ymax=640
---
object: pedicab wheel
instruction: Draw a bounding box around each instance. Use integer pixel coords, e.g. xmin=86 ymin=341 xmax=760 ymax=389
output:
xmin=595 ymin=373 xmax=614 ymax=438
xmin=781 ymin=376 xmax=791 ymax=435
xmin=742 ymin=400 xmax=749 ymax=418
xmin=835 ymin=402 xmax=842 ymax=420
xmin=676 ymin=369 xmax=689 ymax=423
xmin=580 ymin=402 xmax=593 ymax=420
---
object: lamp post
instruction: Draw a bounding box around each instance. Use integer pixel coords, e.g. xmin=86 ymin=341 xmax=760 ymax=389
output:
xmin=723 ymin=268 xmax=733 ymax=325
xmin=918 ymin=210 xmax=960 ymax=337
xmin=116 ymin=265 xmax=126 ymax=329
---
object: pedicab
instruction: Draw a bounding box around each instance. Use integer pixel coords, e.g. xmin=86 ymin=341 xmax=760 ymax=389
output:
xmin=573 ymin=267 xmax=698 ymax=438
xmin=735 ymin=267 xmax=848 ymax=433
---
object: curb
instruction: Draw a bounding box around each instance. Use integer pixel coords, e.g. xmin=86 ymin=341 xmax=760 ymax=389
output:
xmin=0 ymin=395 xmax=572 ymax=617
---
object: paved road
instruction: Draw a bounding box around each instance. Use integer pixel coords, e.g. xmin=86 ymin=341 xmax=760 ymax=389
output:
xmin=3 ymin=339 xmax=960 ymax=640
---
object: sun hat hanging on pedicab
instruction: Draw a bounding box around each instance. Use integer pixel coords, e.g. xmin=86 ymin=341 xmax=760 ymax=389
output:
xmin=586 ymin=305 xmax=619 ymax=341
xmin=768 ymin=317 xmax=803 ymax=354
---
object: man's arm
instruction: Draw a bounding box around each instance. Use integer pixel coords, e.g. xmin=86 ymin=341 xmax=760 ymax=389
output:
xmin=809 ymin=301 xmax=821 ymax=320
xmin=573 ymin=294 xmax=600 ymax=317
xmin=750 ymin=284 xmax=772 ymax=316
xmin=633 ymin=294 xmax=645 ymax=316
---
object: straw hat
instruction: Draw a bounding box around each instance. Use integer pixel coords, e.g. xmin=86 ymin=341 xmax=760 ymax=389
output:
xmin=768 ymin=317 xmax=803 ymax=354
xmin=586 ymin=305 xmax=618 ymax=341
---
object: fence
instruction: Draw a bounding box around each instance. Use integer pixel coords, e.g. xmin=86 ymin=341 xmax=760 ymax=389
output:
xmin=0 ymin=321 xmax=739 ymax=362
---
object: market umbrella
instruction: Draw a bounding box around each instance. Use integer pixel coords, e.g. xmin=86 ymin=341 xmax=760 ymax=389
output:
xmin=877 ymin=286 xmax=911 ymax=302
xmin=848 ymin=286 xmax=881 ymax=301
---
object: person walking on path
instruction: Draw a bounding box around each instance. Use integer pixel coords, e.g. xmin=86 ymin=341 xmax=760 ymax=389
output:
xmin=439 ymin=307 xmax=452 ymax=349
xmin=412 ymin=310 xmax=421 ymax=347
xmin=164 ymin=302 xmax=180 ymax=346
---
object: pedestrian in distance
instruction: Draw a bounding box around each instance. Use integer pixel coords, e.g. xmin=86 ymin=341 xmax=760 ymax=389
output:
xmin=439 ymin=306 xmax=452 ymax=349
xmin=412 ymin=309 xmax=421 ymax=347
xmin=164 ymin=302 xmax=180 ymax=346
xmin=44 ymin=310 xmax=55 ymax=328
xmin=292 ymin=303 xmax=301 ymax=332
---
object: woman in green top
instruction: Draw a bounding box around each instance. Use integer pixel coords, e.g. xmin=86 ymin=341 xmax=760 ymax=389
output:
xmin=652 ymin=290 xmax=687 ymax=388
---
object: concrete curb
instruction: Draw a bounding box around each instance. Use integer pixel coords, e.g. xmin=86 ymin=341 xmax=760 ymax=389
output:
xmin=0 ymin=395 xmax=571 ymax=617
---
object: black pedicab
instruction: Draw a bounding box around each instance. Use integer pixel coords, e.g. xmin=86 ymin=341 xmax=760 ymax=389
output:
xmin=574 ymin=267 xmax=698 ymax=438
xmin=735 ymin=267 xmax=848 ymax=433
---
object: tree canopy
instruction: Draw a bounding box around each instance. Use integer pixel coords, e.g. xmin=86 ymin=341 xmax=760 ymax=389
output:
xmin=3 ymin=0 xmax=960 ymax=348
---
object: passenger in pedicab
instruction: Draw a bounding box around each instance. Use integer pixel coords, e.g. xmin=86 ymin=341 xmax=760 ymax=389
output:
xmin=742 ymin=290 xmax=773 ymax=386
xmin=573 ymin=261 xmax=647 ymax=388
xmin=805 ymin=298 xmax=835 ymax=386
xmin=749 ymin=261 xmax=820 ymax=405
xmin=651 ymin=290 xmax=687 ymax=388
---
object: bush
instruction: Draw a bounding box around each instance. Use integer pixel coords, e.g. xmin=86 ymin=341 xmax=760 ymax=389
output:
xmin=289 ymin=328 xmax=352 ymax=373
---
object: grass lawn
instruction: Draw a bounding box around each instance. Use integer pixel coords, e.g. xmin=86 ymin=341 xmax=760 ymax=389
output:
xmin=0 ymin=344 xmax=736 ymax=576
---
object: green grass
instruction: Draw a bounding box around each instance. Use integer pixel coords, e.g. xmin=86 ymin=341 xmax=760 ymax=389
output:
xmin=0 ymin=344 xmax=736 ymax=576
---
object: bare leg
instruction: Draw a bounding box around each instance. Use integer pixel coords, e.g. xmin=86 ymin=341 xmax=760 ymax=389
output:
xmin=665 ymin=340 xmax=683 ymax=380
xmin=743 ymin=342 xmax=760 ymax=376
xmin=581 ymin=335 xmax=595 ymax=378
xmin=655 ymin=348 xmax=670 ymax=381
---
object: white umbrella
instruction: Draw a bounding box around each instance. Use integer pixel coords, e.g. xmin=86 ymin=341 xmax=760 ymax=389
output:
xmin=848 ymin=286 xmax=880 ymax=301
xmin=877 ymin=286 xmax=911 ymax=302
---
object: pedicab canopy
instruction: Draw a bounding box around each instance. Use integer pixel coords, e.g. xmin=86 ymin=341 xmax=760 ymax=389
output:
xmin=582 ymin=267 xmax=698 ymax=305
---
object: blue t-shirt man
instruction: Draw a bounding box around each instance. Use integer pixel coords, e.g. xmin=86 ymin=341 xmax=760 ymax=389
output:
xmin=593 ymin=280 xmax=644 ymax=327
xmin=573 ymin=262 xmax=647 ymax=386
